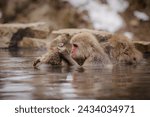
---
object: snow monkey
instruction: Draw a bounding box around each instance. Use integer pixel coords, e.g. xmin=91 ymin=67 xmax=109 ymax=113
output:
xmin=103 ymin=34 xmax=143 ymax=64
xmin=60 ymin=32 xmax=112 ymax=67
xmin=33 ymin=34 xmax=72 ymax=67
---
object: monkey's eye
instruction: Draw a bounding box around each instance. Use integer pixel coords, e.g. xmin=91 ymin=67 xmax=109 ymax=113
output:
xmin=58 ymin=43 xmax=64 ymax=47
xmin=73 ymin=44 xmax=78 ymax=48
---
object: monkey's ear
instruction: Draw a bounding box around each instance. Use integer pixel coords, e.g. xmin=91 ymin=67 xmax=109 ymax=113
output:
xmin=58 ymin=43 xmax=64 ymax=47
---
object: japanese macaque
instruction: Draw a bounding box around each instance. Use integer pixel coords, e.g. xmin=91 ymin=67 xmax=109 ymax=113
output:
xmin=33 ymin=34 xmax=72 ymax=67
xmin=103 ymin=34 xmax=143 ymax=64
xmin=61 ymin=32 xmax=112 ymax=67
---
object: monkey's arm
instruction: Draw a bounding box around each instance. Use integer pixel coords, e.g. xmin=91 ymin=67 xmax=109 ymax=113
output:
xmin=58 ymin=47 xmax=80 ymax=67
xmin=61 ymin=54 xmax=79 ymax=66
xmin=33 ymin=50 xmax=62 ymax=67
xmin=33 ymin=52 xmax=52 ymax=67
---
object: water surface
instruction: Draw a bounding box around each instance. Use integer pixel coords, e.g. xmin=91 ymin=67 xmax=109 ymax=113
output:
xmin=0 ymin=49 xmax=150 ymax=100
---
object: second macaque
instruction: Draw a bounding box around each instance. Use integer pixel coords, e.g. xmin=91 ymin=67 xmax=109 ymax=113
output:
xmin=103 ymin=34 xmax=143 ymax=64
xmin=33 ymin=34 xmax=72 ymax=67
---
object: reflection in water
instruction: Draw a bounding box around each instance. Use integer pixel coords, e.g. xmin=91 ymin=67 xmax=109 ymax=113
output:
xmin=0 ymin=49 xmax=150 ymax=99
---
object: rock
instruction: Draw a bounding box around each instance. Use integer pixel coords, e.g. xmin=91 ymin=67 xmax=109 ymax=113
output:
xmin=133 ymin=41 xmax=150 ymax=53
xmin=0 ymin=0 xmax=92 ymax=29
xmin=18 ymin=37 xmax=47 ymax=49
xmin=0 ymin=22 xmax=49 ymax=49
xmin=52 ymin=28 xmax=112 ymax=42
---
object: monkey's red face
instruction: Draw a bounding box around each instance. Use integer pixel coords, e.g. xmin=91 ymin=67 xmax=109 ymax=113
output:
xmin=71 ymin=43 xmax=78 ymax=58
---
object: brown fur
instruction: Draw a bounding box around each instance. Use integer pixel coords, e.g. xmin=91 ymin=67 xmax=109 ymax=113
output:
xmin=33 ymin=50 xmax=62 ymax=67
xmin=105 ymin=34 xmax=143 ymax=64
xmin=70 ymin=32 xmax=112 ymax=66
xmin=33 ymin=34 xmax=72 ymax=67
xmin=47 ymin=34 xmax=71 ymax=51
xmin=34 ymin=32 xmax=142 ymax=68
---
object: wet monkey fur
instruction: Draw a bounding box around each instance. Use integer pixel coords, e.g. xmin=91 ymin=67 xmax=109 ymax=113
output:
xmin=33 ymin=34 xmax=72 ymax=67
xmin=103 ymin=34 xmax=143 ymax=64
xmin=63 ymin=32 xmax=112 ymax=67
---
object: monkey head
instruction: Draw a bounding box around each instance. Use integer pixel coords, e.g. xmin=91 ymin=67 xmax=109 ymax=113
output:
xmin=107 ymin=34 xmax=143 ymax=64
xmin=70 ymin=32 xmax=100 ymax=61
xmin=47 ymin=34 xmax=71 ymax=51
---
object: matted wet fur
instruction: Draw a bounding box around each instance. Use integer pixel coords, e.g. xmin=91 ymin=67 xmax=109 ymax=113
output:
xmin=33 ymin=34 xmax=71 ymax=67
xmin=69 ymin=32 xmax=112 ymax=67
xmin=104 ymin=34 xmax=143 ymax=64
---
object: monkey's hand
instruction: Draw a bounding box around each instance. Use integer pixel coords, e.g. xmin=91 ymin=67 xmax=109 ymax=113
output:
xmin=58 ymin=46 xmax=80 ymax=67
xmin=33 ymin=53 xmax=50 ymax=67
xmin=33 ymin=57 xmax=41 ymax=67
xmin=58 ymin=45 xmax=70 ymax=58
